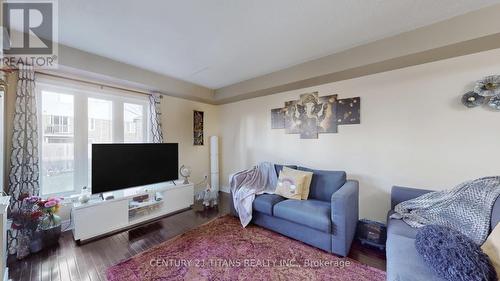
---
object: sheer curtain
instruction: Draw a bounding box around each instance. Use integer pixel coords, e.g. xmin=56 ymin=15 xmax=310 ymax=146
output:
xmin=7 ymin=64 xmax=40 ymax=258
xmin=148 ymin=92 xmax=164 ymax=143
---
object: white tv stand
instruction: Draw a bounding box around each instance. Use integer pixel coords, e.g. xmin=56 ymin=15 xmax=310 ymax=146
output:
xmin=72 ymin=181 xmax=194 ymax=243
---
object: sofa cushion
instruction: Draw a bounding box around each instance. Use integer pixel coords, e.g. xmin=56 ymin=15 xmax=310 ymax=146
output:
xmin=415 ymin=225 xmax=497 ymax=281
xmin=282 ymin=167 xmax=313 ymax=200
xmin=253 ymin=194 xmax=286 ymax=216
xmin=387 ymin=210 xmax=418 ymax=239
xmin=274 ymin=164 xmax=297 ymax=177
xmin=275 ymin=169 xmax=307 ymax=200
xmin=386 ymin=233 xmax=444 ymax=281
xmin=386 ymin=210 xmax=443 ymax=280
xmin=273 ymin=199 xmax=331 ymax=233
xmin=297 ymin=167 xmax=346 ymax=201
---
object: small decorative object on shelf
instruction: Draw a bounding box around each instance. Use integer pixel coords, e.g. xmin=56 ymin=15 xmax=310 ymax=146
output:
xmin=195 ymin=176 xmax=218 ymax=208
xmin=180 ymin=165 xmax=192 ymax=184
xmin=154 ymin=192 xmax=163 ymax=201
xmin=132 ymin=194 xmax=149 ymax=203
xmin=356 ymin=219 xmax=387 ymax=251
xmin=461 ymin=75 xmax=500 ymax=111
xmin=79 ymin=186 xmax=91 ymax=204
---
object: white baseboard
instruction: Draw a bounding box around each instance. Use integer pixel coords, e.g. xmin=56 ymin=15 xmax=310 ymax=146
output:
xmin=220 ymin=186 xmax=230 ymax=193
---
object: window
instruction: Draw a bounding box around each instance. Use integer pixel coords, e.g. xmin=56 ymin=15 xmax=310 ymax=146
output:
xmin=41 ymin=91 xmax=75 ymax=195
xmin=87 ymin=98 xmax=113 ymax=184
xmin=38 ymin=80 xmax=149 ymax=196
xmin=124 ymin=103 xmax=145 ymax=143
xmin=88 ymin=98 xmax=113 ymax=143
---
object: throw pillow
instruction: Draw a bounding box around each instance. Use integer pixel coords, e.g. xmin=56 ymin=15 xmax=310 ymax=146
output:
xmin=482 ymin=223 xmax=500 ymax=280
xmin=282 ymin=167 xmax=313 ymax=200
xmin=415 ymin=225 xmax=497 ymax=281
xmin=275 ymin=170 xmax=306 ymax=200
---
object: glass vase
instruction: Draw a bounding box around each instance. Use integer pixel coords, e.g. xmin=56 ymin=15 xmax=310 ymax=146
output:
xmin=39 ymin=214 xmax=61 ymax=230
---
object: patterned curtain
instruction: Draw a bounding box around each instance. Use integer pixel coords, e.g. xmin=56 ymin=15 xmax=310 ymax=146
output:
xmin=7 ymin=64 xmax=40 ymax=258
xmin=148 ymin=92 xmax=164 ymax=143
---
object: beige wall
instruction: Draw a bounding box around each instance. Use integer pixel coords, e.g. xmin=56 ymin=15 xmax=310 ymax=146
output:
xmin=159 ymin=95 xmax=219 ymax=188
xmin=219 ymin=48 xmax=500 ymax=222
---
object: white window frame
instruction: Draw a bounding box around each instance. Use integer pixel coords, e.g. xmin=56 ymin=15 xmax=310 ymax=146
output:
xmin=88 ymin=118 xmax=96 ymax=131
xmin=37 ymin=77 xmax=149 ymax=197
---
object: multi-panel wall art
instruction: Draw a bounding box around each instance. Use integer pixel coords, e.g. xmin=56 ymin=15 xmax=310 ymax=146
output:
xmin=271 ymin=92 xmax=360 ymax=139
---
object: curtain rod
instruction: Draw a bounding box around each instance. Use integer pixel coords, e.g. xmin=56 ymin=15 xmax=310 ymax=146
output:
xmin=2 ymin=68 xmax=160 ymax=97
xmin=1 ymin=68 xmax=164 ymax=98
xmin=36 ymin=71 xmax=157 ymax=97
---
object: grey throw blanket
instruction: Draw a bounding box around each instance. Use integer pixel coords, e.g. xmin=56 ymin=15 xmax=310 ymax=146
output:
xmin=391 ymin=176 xmax=500 ymax=245
xmin=230 ymin=162 xmax=278 ymax=227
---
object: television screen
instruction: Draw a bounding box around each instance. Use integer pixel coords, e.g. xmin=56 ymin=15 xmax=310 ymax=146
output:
xmin=91 ymin=143 xmax=178 ymax=194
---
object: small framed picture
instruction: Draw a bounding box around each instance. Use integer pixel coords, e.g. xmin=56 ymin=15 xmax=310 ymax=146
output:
xmin=193 ymin=110 xmax=204 ymax=145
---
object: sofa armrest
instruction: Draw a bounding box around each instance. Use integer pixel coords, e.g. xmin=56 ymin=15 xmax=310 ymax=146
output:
xmin=330 ymin=180 xmax=359 ymax=256
xmin=391 ymin=186 xmax=433 ymax=210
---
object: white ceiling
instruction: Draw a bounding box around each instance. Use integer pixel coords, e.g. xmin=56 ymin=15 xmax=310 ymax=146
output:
xmin=59 ymin=0 xmax=500 ymax=89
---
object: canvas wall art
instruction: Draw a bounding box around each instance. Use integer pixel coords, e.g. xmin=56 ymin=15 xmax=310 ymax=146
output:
xmin=271 ymin=108 xmax=286 ymax=129
xmin=337 ymin=97 xmax=360 ymax=125
xmin=317 ymin=94 xmax=338 ymax=133
xmin=284 ymin=100 xmax=300 ymax=134
xmin=271 ymin=92 xmax=360 ymax=139
xmin=193 ymin=110 xmax=204 ymax=145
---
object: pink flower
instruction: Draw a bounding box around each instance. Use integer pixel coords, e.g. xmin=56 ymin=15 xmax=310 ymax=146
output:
xmin=23 ymin=196 xmax=41 ymax=203
xmin=44 ymin=201 xmax=56 ymax=208
xmin=48 ymin=197 xmax=62 ymax=203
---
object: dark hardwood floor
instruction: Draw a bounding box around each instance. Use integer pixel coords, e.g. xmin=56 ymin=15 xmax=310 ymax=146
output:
xmin=8 ymin=192 xmax=386 ymax=281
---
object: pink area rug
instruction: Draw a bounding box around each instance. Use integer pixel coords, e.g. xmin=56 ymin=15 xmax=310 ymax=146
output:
xmin=107 ymin=215 xmax=386 ymax=281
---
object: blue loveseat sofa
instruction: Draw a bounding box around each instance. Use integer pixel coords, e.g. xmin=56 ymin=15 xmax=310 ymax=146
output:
xmin=230 ymin=164 xmax=359 ymax=257
xmin=386 ymin=186 xmax=500 ymax=281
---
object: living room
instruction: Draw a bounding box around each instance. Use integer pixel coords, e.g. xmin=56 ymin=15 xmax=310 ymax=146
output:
xmin=1 ymin=1 xmax=500 ymax=281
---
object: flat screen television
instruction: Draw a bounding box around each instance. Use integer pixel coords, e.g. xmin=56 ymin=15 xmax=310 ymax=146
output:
xmin=91 ymin=143 xmax=178 ymax=194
